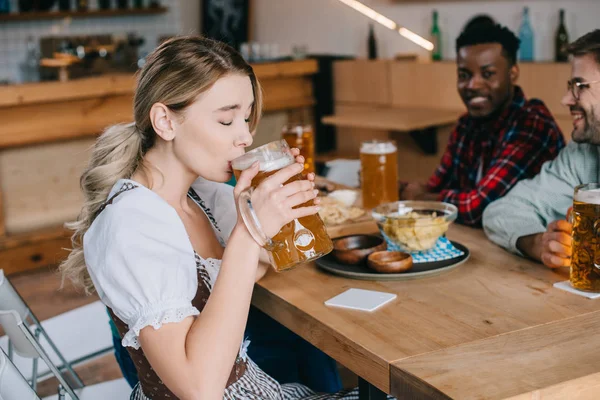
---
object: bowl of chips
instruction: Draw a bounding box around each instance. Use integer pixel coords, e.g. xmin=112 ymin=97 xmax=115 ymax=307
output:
xmin=371 ymin=201 xmax=457 ymax=252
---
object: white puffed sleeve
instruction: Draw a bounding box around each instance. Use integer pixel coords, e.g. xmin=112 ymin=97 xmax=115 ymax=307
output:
xmin=83 ymin=187 xmax=199 ymax=349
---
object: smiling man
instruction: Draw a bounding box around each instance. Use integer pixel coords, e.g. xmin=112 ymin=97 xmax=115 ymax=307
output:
xmin=401 ymin=24 xmax=564 ymax=227
xmin=484 ymin=30 xmax=600 ymax=268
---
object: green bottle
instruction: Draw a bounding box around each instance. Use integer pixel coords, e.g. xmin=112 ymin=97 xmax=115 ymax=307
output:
xmin=431 ymin=10 xmax=442 ymax=61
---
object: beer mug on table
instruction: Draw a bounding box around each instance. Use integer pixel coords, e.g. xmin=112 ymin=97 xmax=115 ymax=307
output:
xmin=571 ymin=183 xmax=600 ymax=292
xmin=360 ymin=140 xmax=399 ymax=210
xmin=281 ymin=123 xmax=315 ymax=174
xmin=231 ymin=140 xmax=333 ymax=272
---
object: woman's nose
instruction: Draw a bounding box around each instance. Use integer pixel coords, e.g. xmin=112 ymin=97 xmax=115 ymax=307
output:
xmin=234 ymin=127 xmax=253 ymax=148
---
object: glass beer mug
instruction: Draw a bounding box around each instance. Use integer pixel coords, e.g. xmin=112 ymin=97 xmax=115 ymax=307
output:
xmin=360 ymin=140 xmax=399 ymax=210
xmin=231 ymin=140 xmax=333 ymax=272
xmin=571 ymin=183 xmax=600 ymax=292
xmin=281 ymin=123 xmax=315 ymax=174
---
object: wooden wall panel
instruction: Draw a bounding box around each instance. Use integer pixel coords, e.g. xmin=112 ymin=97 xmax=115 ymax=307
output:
xmin=518 ymin=62 xmax=571 ymax=119
xmin=0 ymin=95 xmax=133 ymax=149
xmin=390 ymin=62 xmax=463 ymax=111
xmin=333 ymin=60 xmax=391 ymax=105
xmin=388 ymin=61 xmax=572 ymax=120
xmin=0 ymin=138 xmax=94 ymax=234
xmin=260 ymin=76 xmax=314 ymax=112
xmin=0 ymin=228 xmax=71 ymax=275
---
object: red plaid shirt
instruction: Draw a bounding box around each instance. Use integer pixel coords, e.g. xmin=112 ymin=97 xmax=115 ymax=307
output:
xmin=427 ymin=86 xmax=565 ymax=227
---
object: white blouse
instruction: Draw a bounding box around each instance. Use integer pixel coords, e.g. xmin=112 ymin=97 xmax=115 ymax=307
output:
xmin=83 ymin=178 xmax=237 ymax=349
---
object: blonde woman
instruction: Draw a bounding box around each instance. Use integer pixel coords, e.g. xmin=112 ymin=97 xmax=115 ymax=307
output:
xmin=61 ymin=36 xmax=390 ymax=400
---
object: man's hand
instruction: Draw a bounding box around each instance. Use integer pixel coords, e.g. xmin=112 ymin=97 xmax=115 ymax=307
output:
xmin=517 ymin=219 xmax=573 ymax=268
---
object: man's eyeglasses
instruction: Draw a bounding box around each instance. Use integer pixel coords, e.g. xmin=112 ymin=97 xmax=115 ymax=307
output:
xmin=567 ymin=79 xmax=600 ymax=100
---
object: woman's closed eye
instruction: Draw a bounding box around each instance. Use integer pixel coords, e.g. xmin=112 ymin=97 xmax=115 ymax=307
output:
xmin=220 ymin=118 xmax=250 ymax=126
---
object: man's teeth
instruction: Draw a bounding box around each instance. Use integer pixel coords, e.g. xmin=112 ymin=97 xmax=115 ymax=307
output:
xmin=469 ymin=97 xmax=487 ymax=104
xmin=573 ymin=114 xmax=584 ymax=121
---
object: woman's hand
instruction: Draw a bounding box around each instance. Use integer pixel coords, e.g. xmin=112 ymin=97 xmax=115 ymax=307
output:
xmin=233 ymin=149 xmax=319 ymax=238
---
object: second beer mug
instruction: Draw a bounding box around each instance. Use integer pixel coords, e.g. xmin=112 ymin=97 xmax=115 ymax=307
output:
xmin=231 ymin=140 xmax=333 ymax=272
xmin=571 ymin=183 xmax=600 ymax=292
xmin=281 ymin=123 xmax=315 ymax=174
xmin=360 ymin=140 xmax=399 ymax=209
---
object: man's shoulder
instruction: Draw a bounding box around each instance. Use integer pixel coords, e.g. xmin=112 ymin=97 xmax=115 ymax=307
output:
xmin=518 ymin=97 xmax=557 ymax=122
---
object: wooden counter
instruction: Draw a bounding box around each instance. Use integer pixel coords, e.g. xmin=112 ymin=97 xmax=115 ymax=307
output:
xmin=0 ymin=59 xmax=318 ymax=275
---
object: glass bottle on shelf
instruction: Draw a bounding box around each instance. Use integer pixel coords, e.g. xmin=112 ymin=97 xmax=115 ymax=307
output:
xmin=555 ymin=9 xmax=569 ymax=63
xmin=518 ymin=7 xmax=534 ymax=62
xmin=368 ymin=23 xmax=377 ymax=60
xmin=77 ymin=0 xmax=88 ymax=11
xmin=58 ymin=0 xmax=71 ymax=11
xmin=0 ymin=0 xmax=10 ymax=14
xmin=98 ymin=0 xmax=111 ymax=10
xmin=431 ymin=10 xmax=442 ymax=61
xmin=20 ymin=36 xmax=40 ymax=83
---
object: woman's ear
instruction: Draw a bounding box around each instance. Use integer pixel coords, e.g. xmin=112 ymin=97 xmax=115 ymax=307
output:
xmin=150 ymin=103 xmax=176 ymax=141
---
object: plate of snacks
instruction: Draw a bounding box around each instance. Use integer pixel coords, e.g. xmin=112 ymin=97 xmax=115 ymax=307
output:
xmin=318 ymin=189 xmax=367 ymax=226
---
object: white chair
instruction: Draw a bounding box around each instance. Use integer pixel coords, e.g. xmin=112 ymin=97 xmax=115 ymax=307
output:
xmin=0 ymin=323 xmax=128 ymax=400
xmin=0 ymin=309 xmax=79 ymax=399
xmin=0 ymin=347 xmax=40 ymax=400
xmin=0 ymin=270 xmax=84 ymax=390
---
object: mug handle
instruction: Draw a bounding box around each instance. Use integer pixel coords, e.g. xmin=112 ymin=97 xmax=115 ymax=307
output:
xmin=237 ymin=188 xmax=281 ymax=251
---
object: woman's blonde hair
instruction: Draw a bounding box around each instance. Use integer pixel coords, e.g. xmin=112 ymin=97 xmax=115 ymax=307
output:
xmin=60 ymin=36 xmax=263 ymax=293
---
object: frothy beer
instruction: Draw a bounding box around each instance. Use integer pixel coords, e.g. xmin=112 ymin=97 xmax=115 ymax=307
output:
xmin=232 ymin=141 xmax=332 ymax=272
xmin=571 ymin=185 xmax=600 ymax=292
xmin=360 ymin=141 xmax=399 ymax=209
xmin=282 ymin=124 xmax=315 ymax=174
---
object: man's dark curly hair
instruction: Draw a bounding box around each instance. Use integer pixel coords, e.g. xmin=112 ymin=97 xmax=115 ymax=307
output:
xmin=456 ymin=23 xmax=521 ymax=65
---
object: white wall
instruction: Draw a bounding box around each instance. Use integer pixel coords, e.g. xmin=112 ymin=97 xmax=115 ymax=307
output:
xmin=252 ymin=0 xmax=600 ymax=61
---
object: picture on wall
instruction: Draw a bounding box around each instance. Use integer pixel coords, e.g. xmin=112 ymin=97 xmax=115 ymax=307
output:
xmin=201 ymin=0 xmax=251 ymax=51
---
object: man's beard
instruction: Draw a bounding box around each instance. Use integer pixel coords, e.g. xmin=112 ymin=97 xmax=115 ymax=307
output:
xmin=572 ymin=105 xmax=600 ymax=145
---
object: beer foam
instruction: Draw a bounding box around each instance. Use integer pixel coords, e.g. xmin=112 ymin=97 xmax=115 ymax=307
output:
xmin=575 ymin=188 xmax=600 ymax=205
xmin=232 ymin=151 xmax=294 ymax=172
xmin=360 ymin=141 xmax=397 ymax=155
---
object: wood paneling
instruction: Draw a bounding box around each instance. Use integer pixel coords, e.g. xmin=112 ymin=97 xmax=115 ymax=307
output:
xmin=0 ymin=96 xmax=133 ymax=149
xmin=0 ymin=138 xmax=94 ymax=234
xmin=0 ymin=60 xmax=318 ymax=109
xmin=0 ymin=226 xmax=70 ymax=275
xmin=261 ymin=76 xmax=314 ymax=112
xmin=389 ymin=61 xmax=463 ymax=111
xmin=0 ymin=74 xmax=134 ymax=108
xmin=518 ymin=62 xmax=572 ymax=119
xmin=333 ymin=60 xmax=392 ymax=105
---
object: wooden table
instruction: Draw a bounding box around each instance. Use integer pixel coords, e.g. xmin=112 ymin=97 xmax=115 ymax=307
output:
xmin=322 ymin=107 xmax=460 ymax=132
xmin=252 ymin=223 xmax=600 ymax=399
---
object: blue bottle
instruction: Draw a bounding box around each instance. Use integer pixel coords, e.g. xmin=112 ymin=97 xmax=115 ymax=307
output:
xmin=0 ymin=0 xmax=10 ymax=13
xmin=519 ymin=7 xmax=534 ymax=62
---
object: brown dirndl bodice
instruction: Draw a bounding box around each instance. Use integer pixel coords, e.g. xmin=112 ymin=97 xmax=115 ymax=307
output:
xmin=108 ymin=266 xmax=248 ymax=399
